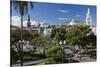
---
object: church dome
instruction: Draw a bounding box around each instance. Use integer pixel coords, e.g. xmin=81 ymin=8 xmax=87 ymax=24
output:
xmin=69 ymin=19 xmax=78 ymax=26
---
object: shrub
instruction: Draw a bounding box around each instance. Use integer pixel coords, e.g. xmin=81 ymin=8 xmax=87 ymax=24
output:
xmin=45 ymin=45 xmax=64 ymax=63
xmin=44 ymin=58 xmax=60 ymax=64
xmin=46 ymin=45 xmax=62 ymax=59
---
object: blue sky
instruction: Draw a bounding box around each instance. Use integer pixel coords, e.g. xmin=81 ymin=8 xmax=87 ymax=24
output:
xmin=11 ymin=1 xmax=96 ymax=25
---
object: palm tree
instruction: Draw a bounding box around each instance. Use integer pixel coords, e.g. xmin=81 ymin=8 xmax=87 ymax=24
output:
xmin=11 ymin=1 xmax=33 ymax=66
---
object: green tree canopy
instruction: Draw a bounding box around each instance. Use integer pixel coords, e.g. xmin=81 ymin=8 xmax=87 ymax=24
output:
xmin=85 ymin=33 xmax=96 ymax=47
xmin=50 ymin=27 xmax=66 ymax=42
xmin=65 ymin=24 xmax=91 ymax=60
xmin=65 ymin=24 xmax=90 ymax=46
xmin=46 ymin=45 xmax=62 ymax=58
xmin=32 ymin=32 xmax=53 ymax=48
xmin=46 ymin=45 xmax=63 ymax=62
xmin=11 ymin=29 xmax=33 ymax=42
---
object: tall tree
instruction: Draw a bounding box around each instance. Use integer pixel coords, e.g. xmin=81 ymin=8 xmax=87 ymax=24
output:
xmin=11 ymin=29 xmax=33 ymax=65
xmin=32 ymin=33 xmax=53 ymax=55
xmin=85 ymin=33 xmax=96 ymax=57
xmin=50 ymin=27 xmax=66 ymax=43
xmin=11 ymin=1 xmax=33 ymax=66
xmin=65 ymin=24 xmax=90 ymax=60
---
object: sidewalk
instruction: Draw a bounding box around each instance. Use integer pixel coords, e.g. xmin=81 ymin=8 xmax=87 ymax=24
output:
xmin=11 ymin=59 xmax=47 ymax=67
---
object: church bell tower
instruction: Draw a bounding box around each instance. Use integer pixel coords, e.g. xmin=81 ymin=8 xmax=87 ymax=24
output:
xmin=85 ymin=8 xmax=92 ymax=26
xmin=27 ymin=14 xmax=31 ymax=28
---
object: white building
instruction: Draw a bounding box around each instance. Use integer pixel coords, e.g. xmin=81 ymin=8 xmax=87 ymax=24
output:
xmin=26 ymin=15 xmax=52 ymax=36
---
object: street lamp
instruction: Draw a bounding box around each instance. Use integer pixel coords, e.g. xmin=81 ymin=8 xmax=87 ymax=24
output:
xmin=59 ymin=40 xmax=66 ymax=63
xmin=63 ymin=40 xmax=66 ymax=45
xmin=18 ymin=40 xmax=25 ymax=66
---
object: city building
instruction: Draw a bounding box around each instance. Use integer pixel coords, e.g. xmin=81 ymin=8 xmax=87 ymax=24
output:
xmin=26 ymin=15 xmax=52 ymax=36
xmin=11 ymin=8 xmax=96 ymax=36
xmin=11 ymin=8 xmax=96 ymax=52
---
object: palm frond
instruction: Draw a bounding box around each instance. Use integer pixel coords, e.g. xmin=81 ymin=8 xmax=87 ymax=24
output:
xmin=12 ymin=1 xmax=34 ymax=16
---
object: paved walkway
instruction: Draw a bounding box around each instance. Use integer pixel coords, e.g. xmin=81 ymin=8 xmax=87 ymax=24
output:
xmin=11 ymin=59 xmax=47 ymax=67
xmin=72 ymin=55 xmax=96 ymax=62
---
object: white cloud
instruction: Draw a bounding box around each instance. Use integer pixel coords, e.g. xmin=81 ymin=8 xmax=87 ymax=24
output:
xmin=57 ymin=9 xmax=69 ymax=13
xmin=58 ymin=18 xmax=68 ymax=20
xmin=11 ymin=16 xmax=27 ymax=27
xmin=11 ymin=16 xmax=21 ymax=27
xmin=31 ymin=20 xmax=39 ymax=26
xmin=11 ymin=16 xmax=39 ymax=27
xmin=76 ymin=15 xmax=81 ymax=17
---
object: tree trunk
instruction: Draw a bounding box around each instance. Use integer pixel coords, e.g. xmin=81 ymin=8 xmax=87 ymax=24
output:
xmin=10 ymin=1 xmax=13 ymax=66
xmin=79 ymin=45 xmax=81 ymax=60
xmin=10 ymin=14 xmax=13 ymax=67
xmin=20 ymin=15 xmax=23 ymax=66
xmin=43 ymin=48 xmax=45 ymax=55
